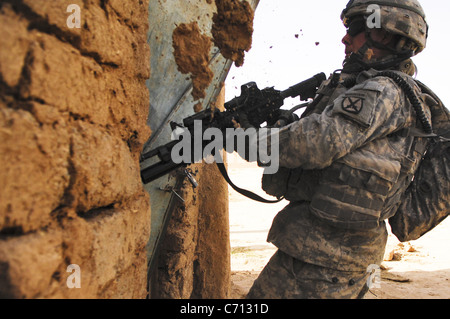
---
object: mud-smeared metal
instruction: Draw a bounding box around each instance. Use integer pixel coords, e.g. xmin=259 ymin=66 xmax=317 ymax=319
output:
xmin=212 ymin=0 xmax=255 ymax=67
xmin=172 ymin=22 xmax=214 ymax=101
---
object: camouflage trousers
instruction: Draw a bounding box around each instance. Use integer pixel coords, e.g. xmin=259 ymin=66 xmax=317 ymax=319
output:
xmin=246 ymin=250 xmax=371 ymax=299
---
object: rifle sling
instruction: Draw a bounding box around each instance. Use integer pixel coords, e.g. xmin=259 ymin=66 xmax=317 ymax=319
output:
xmin=216 ymin=161 xmax=284 ymax=204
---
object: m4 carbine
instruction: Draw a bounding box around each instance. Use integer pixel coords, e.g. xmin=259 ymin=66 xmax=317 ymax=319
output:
xmin=140 ymin=72 xmax=326 ymax=185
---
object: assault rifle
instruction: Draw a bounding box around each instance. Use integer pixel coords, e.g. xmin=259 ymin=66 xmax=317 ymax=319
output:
xmin=140 ymin=72 xmax=326 ymax=186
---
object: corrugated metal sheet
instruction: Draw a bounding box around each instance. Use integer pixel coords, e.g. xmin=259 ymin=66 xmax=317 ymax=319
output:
xmin=143 ymin=0 xmax=260 ymax=277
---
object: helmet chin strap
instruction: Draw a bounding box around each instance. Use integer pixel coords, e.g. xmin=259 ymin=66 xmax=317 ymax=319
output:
xmin=342 ymin=39 xmax=414 ymax=74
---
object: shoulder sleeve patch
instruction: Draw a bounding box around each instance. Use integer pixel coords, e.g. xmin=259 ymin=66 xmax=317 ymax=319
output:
xmin=331 ymin=80 xmax=385 ymax=127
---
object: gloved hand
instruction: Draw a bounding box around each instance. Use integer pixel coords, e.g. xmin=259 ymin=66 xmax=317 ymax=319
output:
xmin=272 ymin=110 xmax=299 ymax=128
xmin=224 ymin=111 xmax=256 ymax=161
xmin=233 ymin=111 xmax=254 ymax=130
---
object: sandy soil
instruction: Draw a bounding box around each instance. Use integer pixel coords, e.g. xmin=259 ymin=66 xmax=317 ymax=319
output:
xmin=226 ymin=154 xmax=450 ymax=299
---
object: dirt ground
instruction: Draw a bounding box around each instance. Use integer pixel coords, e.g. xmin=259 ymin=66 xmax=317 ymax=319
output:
xmin=226 ymin=154 xmax=450 ymax=299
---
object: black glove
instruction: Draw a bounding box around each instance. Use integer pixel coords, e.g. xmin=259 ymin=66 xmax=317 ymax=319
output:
xmin=233 ymin=111 xmax=254 ymax=130
xmin=224 ymin=111 xmax=256 ymax=161
xmin=272 ymin=110 xmax=299 ymax=128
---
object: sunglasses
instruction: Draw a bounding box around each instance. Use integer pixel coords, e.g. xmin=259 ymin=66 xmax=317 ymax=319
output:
xmin=346 ymin=18 xmax=367 ymax=37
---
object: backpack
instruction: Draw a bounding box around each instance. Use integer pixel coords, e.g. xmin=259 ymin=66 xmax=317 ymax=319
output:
xmin=389 ymin=80 xmax=450 ymax=242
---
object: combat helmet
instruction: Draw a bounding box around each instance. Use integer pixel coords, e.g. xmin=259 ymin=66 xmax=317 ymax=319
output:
xmin=341 ymin=0 xmax=428 ymax=73
xmin=341 ymin=0 xmax=428 ymax=55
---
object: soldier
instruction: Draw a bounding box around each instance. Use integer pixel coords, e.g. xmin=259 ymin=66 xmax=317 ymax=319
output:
xmin=246 ymin=0 xmax=435 ymax=299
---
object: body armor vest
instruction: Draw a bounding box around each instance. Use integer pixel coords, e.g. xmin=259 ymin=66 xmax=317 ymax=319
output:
xmin=262 ymin=70 xmax=431 ymax=230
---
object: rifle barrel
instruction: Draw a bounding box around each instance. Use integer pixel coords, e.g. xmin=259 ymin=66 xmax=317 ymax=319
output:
xmin=141 ymin=160 xmax=185 ymax=184
xmin=281 ymin=72 xmax=326 ymax=100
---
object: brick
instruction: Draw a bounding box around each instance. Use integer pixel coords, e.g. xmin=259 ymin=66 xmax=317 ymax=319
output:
xmin=23 ymin=32 xmax=111 ymax=127
xmin=55 ymin=194 xmax=150 ymax=298
xmin=104 ymin=73 xmax=151 ymax=153
xmin=22 ymin=0 xmax=148 ymax=77
xmin=0 ymin=229 xmax=63 ymax=298
xmin=108 ymin=0 xmax=148 ymax=27
xmin=0 ymin=102 xmax=70 ymax=233
xmin=0 ymin=4 xmax=31 ymax=88
xmin=21 ymin=0 xmax=84 ymax=37
xmin=22 ymin=31 xmax=150 ymax=148
xmin=0 ymin=193 xmax=149 ymax=299
xmin=69 ymin=120 xmax=143 ymax=213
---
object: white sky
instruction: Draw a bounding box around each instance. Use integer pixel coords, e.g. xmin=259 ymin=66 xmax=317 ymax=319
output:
xmin=225 ymin=0 xmax=450 ymax=111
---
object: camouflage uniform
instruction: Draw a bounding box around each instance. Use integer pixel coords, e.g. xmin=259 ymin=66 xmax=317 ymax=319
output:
xmin=247 ymin=69 xmax=431 ymax=299
xmin=247 ymin=0 xmax=432 ymax=299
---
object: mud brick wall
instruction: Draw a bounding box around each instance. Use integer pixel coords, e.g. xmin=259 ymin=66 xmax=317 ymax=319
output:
xmin=0 ymin=0 xmax=151 ymax=298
